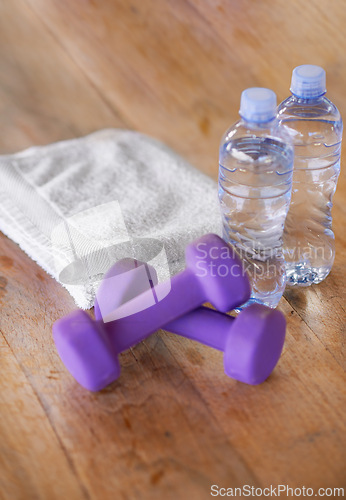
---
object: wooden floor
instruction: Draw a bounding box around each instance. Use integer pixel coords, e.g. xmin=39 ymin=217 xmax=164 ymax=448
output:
xmin=0 ymin=1 xmax=345 ymax=499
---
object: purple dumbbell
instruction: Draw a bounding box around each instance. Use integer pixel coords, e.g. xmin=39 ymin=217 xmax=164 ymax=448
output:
xmin=53 ymin=234 xmax=251 ymax=390
xmin=166 ymin=305 xmax=285 ymax=384
xmin=53 ymin=239 xmax=285 ymax=390
xmin=54 ymin=290 xmax=285 ymax=391
xmin=92 ymin=258 xmax=285 ymax=386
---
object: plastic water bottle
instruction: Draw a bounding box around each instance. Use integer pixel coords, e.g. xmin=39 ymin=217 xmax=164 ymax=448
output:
xmin=277 ymin=65 xmax=343 ymax=286
xmin=218 ymin=88 xmax=294 ymax=308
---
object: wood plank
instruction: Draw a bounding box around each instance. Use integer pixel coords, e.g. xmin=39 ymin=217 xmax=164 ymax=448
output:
xmin=0 ymin=334 xmax=86 ymax=500
xmin=283 ymin=202 xmax=346 ymax=367
xmin=190 ymin=0 xmax=346 ymax=108
xmin=25 ymin=0 xmax=254 ymax=175
xmin=0 ymin=0 xmax=126 ymax=155
xmin=25 ymin=0 xmax=346 ymax=177
xmin=161 ymin=296 xmax=346 ymax=487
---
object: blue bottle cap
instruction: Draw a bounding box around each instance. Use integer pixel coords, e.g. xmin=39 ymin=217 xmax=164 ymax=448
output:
xmin=239 ymin=88 xmax=277 ymax=123
xmin=290 ymin=65 xmax=326 ymax=99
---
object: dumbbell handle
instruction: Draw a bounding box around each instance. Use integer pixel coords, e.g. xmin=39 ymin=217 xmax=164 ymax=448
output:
xmin=101 ymin=302 xmax=285 ymax=386
xmin=102 ymin=269 xmax=199 ymax=342
xmin=104 ymin=305 xmax=232 ymax=354
xmin=96 ymin=235 xmax=250 ymax=347
xmin=166 ymin=307 xmax=232 ymax=351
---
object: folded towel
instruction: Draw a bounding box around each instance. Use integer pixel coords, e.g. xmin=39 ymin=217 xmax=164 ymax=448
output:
xmin=0 ymin=129 xmax=221 ymax=309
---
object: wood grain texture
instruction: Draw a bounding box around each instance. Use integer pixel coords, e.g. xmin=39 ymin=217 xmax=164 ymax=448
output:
xmin=0 ymin=0 xmax=126 ymax=154
xmin=25 ymin=0 xmax=346 ymax=175
xmin=0 ymin=335 xmax=86 ymax=500
xmin=0 ymin=0 xmax=345 ymax=499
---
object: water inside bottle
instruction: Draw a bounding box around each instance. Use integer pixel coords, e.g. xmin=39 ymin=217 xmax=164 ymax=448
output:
xmin=279 ymin=117 xmax=341 ymax=285
xmin=219 ymin=136 xmax=293 ymax=308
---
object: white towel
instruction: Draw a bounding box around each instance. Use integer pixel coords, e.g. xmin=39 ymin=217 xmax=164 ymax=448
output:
xmin=0 ymin=129 xmax=221 ymax=309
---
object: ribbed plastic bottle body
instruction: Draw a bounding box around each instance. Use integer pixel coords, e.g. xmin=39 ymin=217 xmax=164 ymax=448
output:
xmin=218 ymin=120 xmax=293 ymax=308
xmin=277 ymin=95 xmax=342 ymax=286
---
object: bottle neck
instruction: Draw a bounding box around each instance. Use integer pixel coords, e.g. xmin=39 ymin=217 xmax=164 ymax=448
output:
xmin=239 ymin=116 xmax=277 ymax=130
xmin=290 ymin=93 xmax=326 ymax=105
